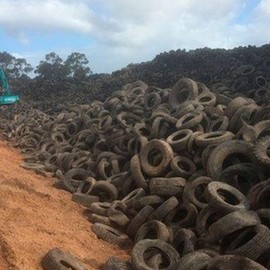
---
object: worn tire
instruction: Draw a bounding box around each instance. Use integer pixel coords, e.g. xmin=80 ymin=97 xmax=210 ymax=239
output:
xmin=176 ymin=251 xmax=211 ymax=270
xmin=205 ymin=181 xmax=250 ymax=214
xmin=126 ymin=206 xmax=154 ymax=238
xmin=147 ymin=196 xmax=179 ymax=221
xmin=41 ymin=248 xmax=88 ymax=270
xmin=132 ymin=239 xmax=180 ymax=270
xmin=169 ymin=78 xmax=199 ymax=106
xmin=92 ymin=223 xmax=131 ymax=248
xmin=140 ymin=139 xmax=174 ymax=177
xmin=207 ymin=255 xmax=267 ymax=270
xmin=207 ymin=210 xmax=261 ymax=242
xmin=207 ymin=140 xmax=254 ymax=180
xmin=135 ymin=220 xmax=172 ymax=243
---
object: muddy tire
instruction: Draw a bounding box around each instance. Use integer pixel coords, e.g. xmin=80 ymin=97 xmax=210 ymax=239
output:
xmin=207 ymin=140 xmax=254 ymax=180
xmin=92 ymin=223 xmax=131 ymax=248
xmin=41 ymin=248 xmax=88 ymax=270
xmin=205 ymin=181 xmax=249 ymax=214
xmin=132 ymin=239 xmax=180 ymax=270
xmin=135 ymin=220 xmax=172 ymax=243
xmin=140 ymin=139 xmax=173 ymax=176
xmin=207 ymin=255 xmax=267 ymax=270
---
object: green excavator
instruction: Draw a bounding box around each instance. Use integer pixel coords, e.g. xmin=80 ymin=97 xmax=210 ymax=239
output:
xmin=0 ymin=67 xmax=20 ymax=105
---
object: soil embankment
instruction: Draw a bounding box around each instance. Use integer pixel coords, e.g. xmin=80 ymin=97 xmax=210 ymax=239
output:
xmin=0 ymin=140 xmax=128 ymax=270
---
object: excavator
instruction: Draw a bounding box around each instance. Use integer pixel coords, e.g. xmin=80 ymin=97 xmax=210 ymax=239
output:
xmin=0 ymin=67 xmax=20 ymax=105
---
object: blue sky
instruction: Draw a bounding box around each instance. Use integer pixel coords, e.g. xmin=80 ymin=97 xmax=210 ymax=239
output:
xmin=233 ymin=0 xmax=260 ymax=23
xmin=0 ymin=0 xmax=268 ymax=74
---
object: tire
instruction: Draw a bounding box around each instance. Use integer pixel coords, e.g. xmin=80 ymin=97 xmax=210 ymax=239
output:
xmin=133 ymin=195 xmax=164 ymax=211
xmin=251 ymin=120 xmax=270 ymax=140
xmin=57 ymin=152 xmax=74 ymax=173
xmin=97 ymin=158 xmax=113 ymax=179
xmin=194 ymin=91 xmax=217 ymax=107
xmin=146 ymin=253 xmax=163 ymax=269
xmin=219 ymin=163 xmax=258 ymax=196
xmin=176 ymin=251 xmax=211 ymax=270
xmin=215 ymin=94 xmax=232 ymax=106
xmin=229 ymin=104 xmax=259 ymax=133
xmin=140 ymin=139 xmax=174 ymax=176
xmin=254 ymin=136 xmax=270 ymax=166
xmin=92 ymin=223 xmax=131 ymax=248
xmin=257 ymin=208 xmax=270 ymax=228
xmin=135 ymin=220 xmax=172 ymax=243
xmin=223 ymin=224 xmax=270 ymax=261
xmin=21 ymin=161 xmax=47 ymax=176
xmin=21 ymin=162 xmax=45 ymax=171
xmin=144 ymin=92 xmax=162 ymax=111
xmin=109 ymin=172 xmax=129 ymax=193
xmin=149 ymin=177 xmax=186 ymax=197
xmin=172 ymin=228 xmax=196 ymax=256
xmin=207 ymin=210 xmax=260 ymax=242
xmin=208 ymin=116 xmax=229 ymax=132
xmin=207 ymin=255 xmax=267 ymax=270
xmin=51 ymin=132 xmax=66 ymax=144
xmin=90 ymin=181 xmax=118 ymax=202
xmin=126 ymin=206 xmax=154 ymax=238
xmin=207 ymin=140 xmax=254 ymax=180
xmin=183 ymin=176 xmax=212 ymax=210
xmin=147 ymin=197 xmax=179 ymax=221
xmin=195 ymin=131 xmax=234 ymax=148
xmin=41 ymin=248 xmax=88 ymax=270
xmin=186 ymin=131 xmax=203 ymax=154
xmin=225 ymin=97 xmax=252 ymax=119
xmin=88 ymin=213 xmax=113 ymax=226
xmin=132 ymin=239 xmax=180 ymax=270
xmin=165 ymin=203 xmax=198 ymax=228
xmin=108 ymin=201 xmax=130 ymax=227
xmin=205 ymin=181 xmax=250 ymax=214
xmin=196 ymin=206 xmax=223 ymax=237
xmin=130 ymin=155 xmax=147 ymax=189
xmin=169 ymin=78 xmax=199 ymax=106
xmin=176 ymin=111 xmax=203 ymax=130
xmin=248 ymin=180 xmax=269 ymax=210
xmin=90 ymin=202 xmax=111 ymax=216
xmin=102 ymin=257 xmax=132 ymax=270
xmin=45 ymin=154 xmax=58 ymax=173
xmin=121 ymin=188 xmax=146 ymax=208
xmin=174 ymin=101 xmax=195 ymax=118
xmin=170 ymin=156 xmax=196 ymax=178
xmin=61 ymin=168 xmax=89 ymax=193
xmin=72 ymin=193 xmax=99 ymax=208
xmin=166 ymin=129 xmax=193 ymax=152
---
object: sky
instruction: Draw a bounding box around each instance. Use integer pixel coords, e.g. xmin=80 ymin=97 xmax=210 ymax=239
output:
xmin=0 ymin=0 xmax=268 ymax=74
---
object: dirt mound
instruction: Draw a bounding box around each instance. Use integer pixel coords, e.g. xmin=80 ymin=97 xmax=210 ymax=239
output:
xmin=0 ymin=140 xmax=128 ymax=270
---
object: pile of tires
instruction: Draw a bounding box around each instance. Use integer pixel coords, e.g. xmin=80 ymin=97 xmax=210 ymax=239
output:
xmin=1 ymin=77 xmax=270 ymax=269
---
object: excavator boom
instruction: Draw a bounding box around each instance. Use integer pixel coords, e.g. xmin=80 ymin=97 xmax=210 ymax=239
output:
xmin=0 ymin=67 xmax=20 ymax=105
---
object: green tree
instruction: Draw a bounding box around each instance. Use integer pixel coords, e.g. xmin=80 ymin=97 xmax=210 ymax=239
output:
xmin=64 ymin=52 xmax=92 ymax=80
xmin=0 ymin=51 xmax=33 ymax=78
xmin=34 ymin=52 xmax=68 ymax=79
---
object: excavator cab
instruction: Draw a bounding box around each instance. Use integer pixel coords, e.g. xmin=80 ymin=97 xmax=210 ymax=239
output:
xmin=0 ymin=67 xmax=20 ymax=105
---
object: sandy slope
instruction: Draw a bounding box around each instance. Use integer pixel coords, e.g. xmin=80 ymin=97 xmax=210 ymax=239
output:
xmin=0 ymin=140 xmax=128 ymax=270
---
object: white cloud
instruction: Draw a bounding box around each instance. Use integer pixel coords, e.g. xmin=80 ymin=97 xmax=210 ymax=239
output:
xmin=0 ymin=0 xmax=94 ymax=33
xmin=256 ymin=0 xmax=270 ymax=17
xmin=95 ymin=0 xmax=243 ymax=48
xmin=1 ymin=0 xmax=269 ymax=73
xmin=228 ymin=0 xmax=270 ymax=46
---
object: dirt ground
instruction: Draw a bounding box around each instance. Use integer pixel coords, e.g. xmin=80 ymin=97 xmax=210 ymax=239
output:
xmin=0 ymin=139 xmax=128 ymax=270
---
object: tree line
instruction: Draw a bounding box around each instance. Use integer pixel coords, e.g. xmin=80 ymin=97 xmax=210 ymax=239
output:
xmin=0 ymin=51 xmax=92 ymax=81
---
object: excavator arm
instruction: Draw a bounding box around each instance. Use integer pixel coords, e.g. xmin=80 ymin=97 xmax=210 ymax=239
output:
xmin=0 ymin=67 xmax=19 ymax=105
xmin=0 ymin=67 xmax=10 ymax=95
